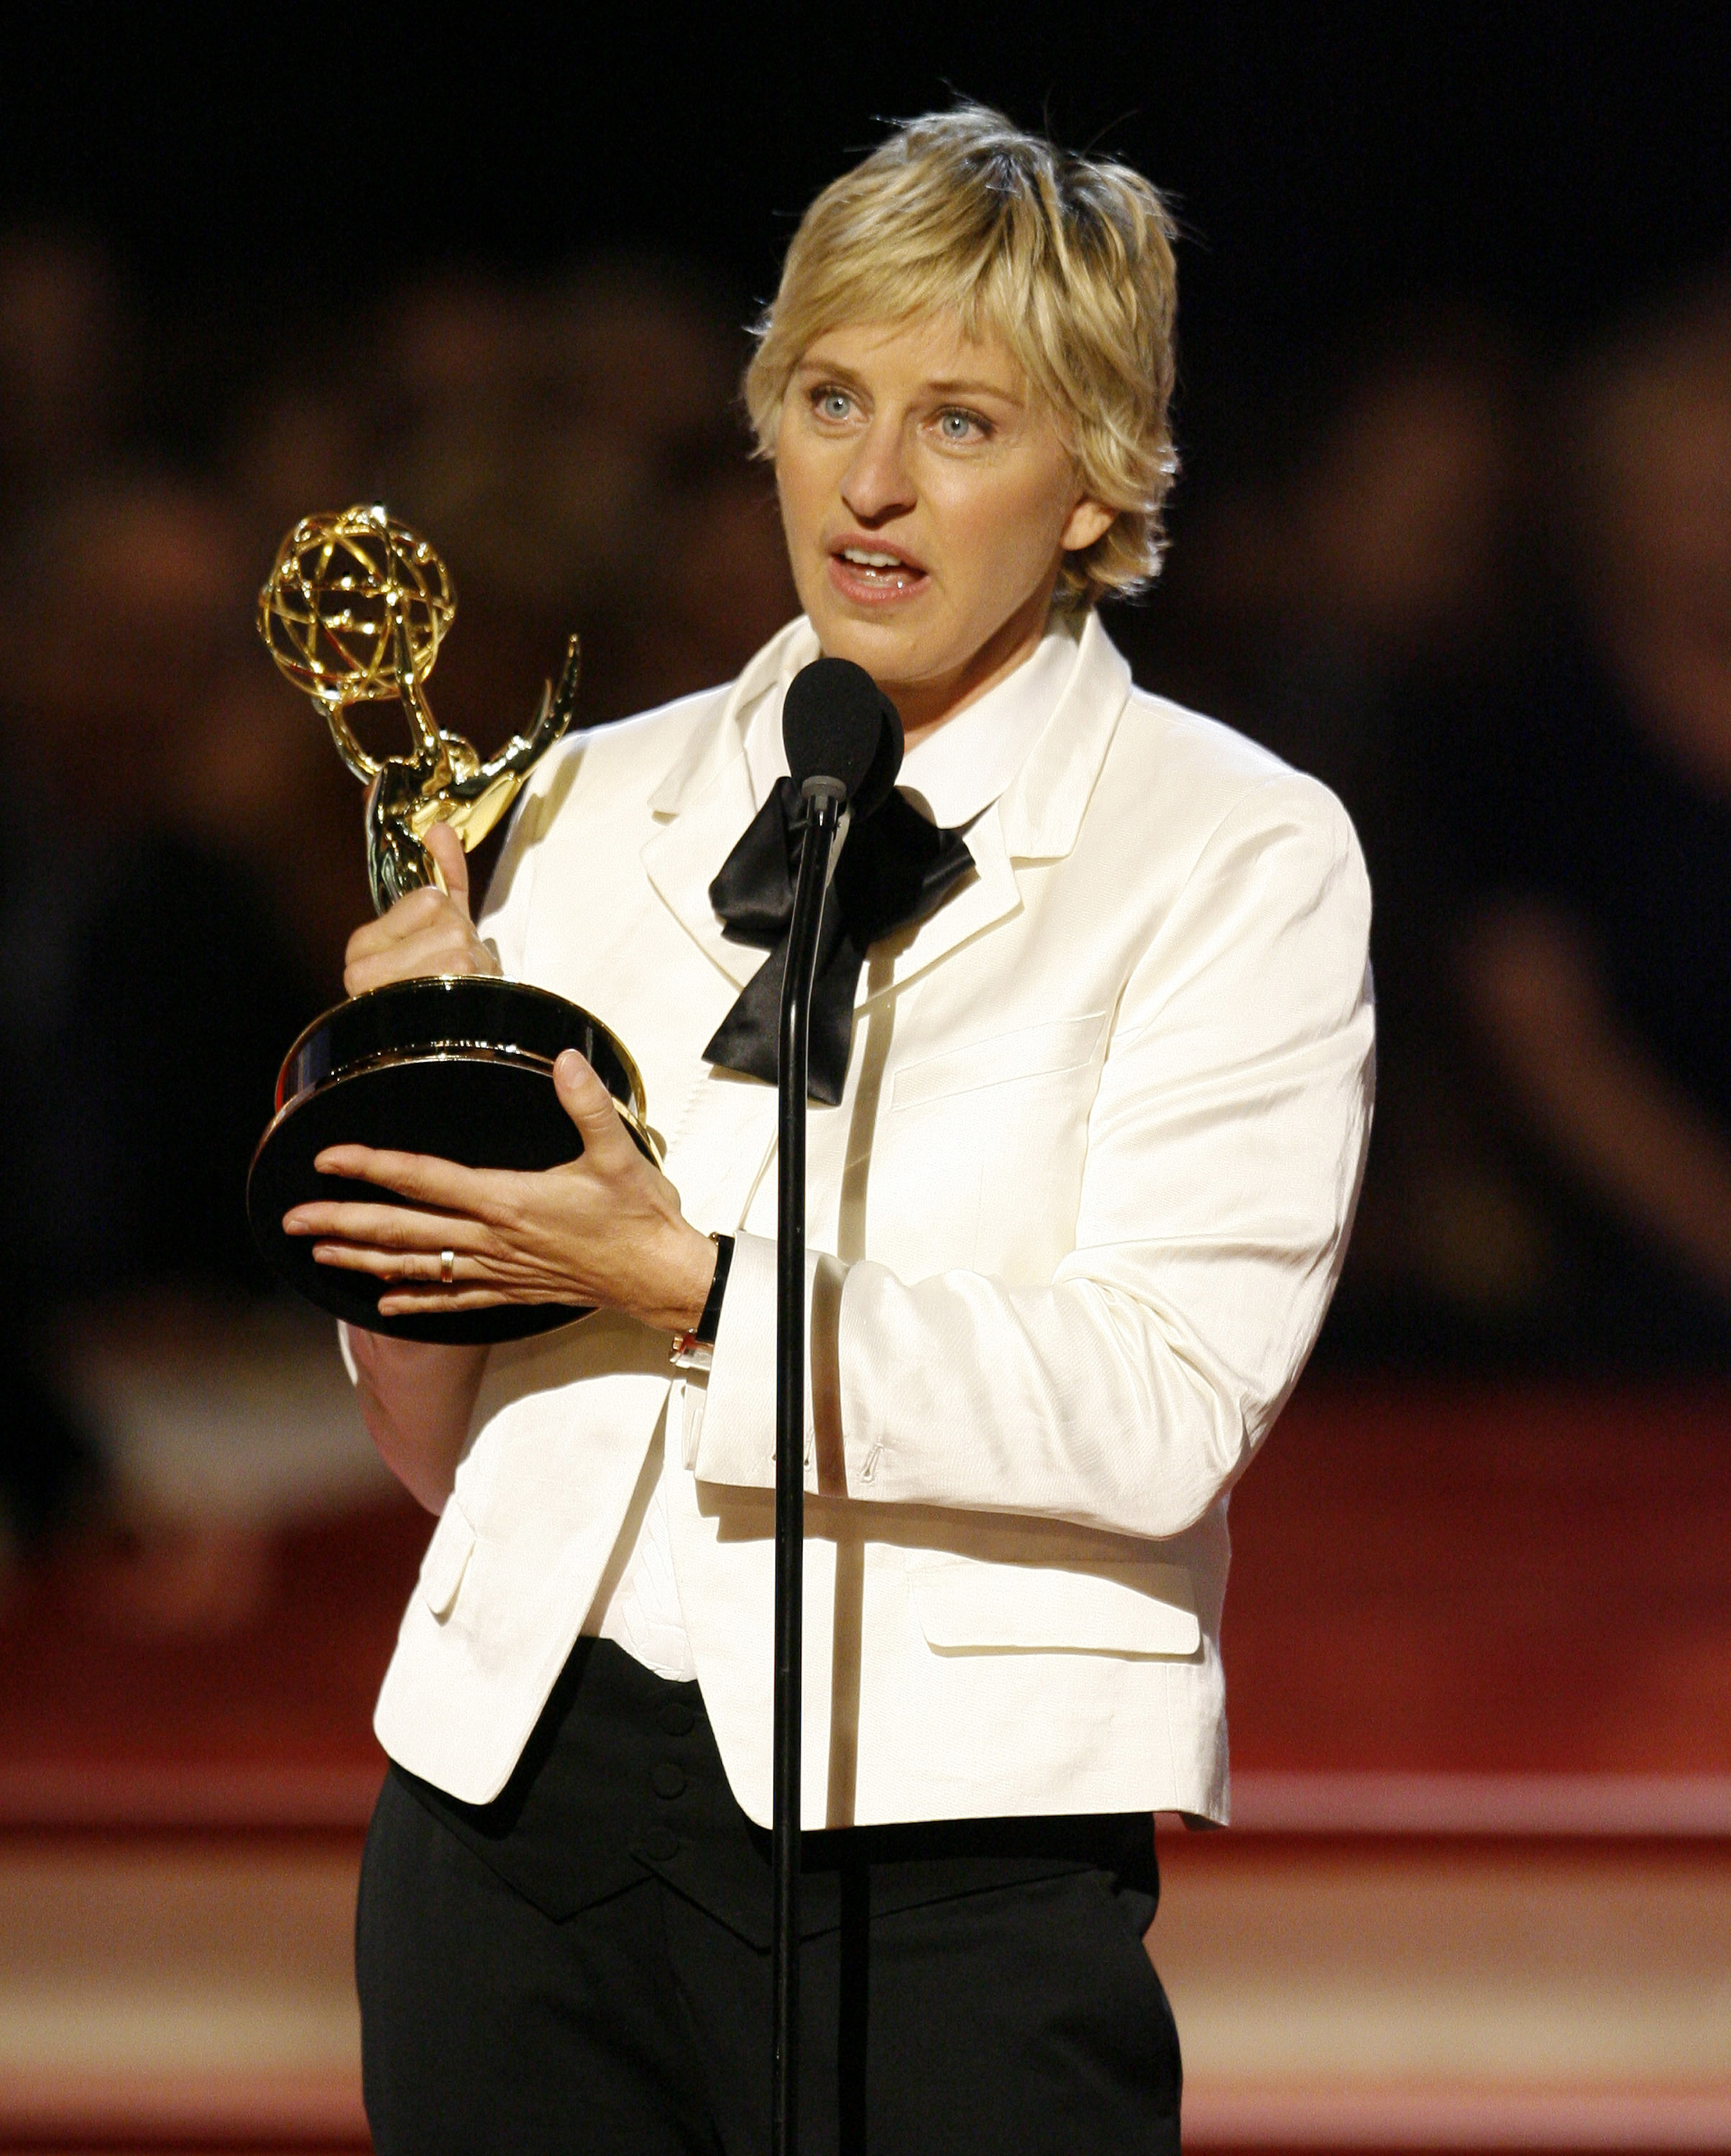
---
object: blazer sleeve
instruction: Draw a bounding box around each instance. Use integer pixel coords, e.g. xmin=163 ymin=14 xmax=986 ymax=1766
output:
xmin=689 ymin=772 xmax=1374 ymax=1543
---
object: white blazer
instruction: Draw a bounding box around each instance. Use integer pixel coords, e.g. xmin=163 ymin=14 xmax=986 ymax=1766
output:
xmin=372 ymin=612 xmax=1374 ymax=1827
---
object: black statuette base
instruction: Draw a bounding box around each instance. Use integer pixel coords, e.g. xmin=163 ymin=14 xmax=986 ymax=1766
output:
xmin=247 ymin=977 xmax=651 ymax=1345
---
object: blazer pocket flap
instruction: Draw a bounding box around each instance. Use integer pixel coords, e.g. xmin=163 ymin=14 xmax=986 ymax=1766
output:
xmin=908 ymin=1551 xmax=1200 ymax=1657
xmin=418 ymin=1498 xmax=477 ymax=1619
xmin=891 ymin=1013 xmax=1107 ymax=1112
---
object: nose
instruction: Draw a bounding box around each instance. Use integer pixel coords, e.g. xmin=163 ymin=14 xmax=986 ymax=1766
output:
xmin=840 ymin=417 xmax=915 ymax=525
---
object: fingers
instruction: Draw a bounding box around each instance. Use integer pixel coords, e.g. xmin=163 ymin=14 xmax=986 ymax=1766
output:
xmin=554 ymin=1051 xmax=635 ymax=1169
xmin=346 ymin=885 xmax=452 ymax=955
xmin=279 ymin=1069 xmax=668 ymax=1324
xmin=344 ymin=905 xmax=495 ymax=995
xmin=308 ymin=1238 xmax=472 ymax=1281
xmin=302 ymin=1146 xmax=496 ymax=1214
xmin=423 ymin=820 xmax=471 ymax=916
xmin=283 ymin=1192 xmax=481 ymax=1251
xmin=342 ymin=847 xmax=500 ymax=997
xmin=377 ymin=1284 xmax=513 ymax=1315
xmin=283 ymin=1192 xmax=511 ymax=1302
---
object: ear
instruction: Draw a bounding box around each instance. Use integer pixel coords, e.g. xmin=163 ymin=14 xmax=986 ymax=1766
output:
xmin=1060 ymin=495 xmax=1117 ymax=553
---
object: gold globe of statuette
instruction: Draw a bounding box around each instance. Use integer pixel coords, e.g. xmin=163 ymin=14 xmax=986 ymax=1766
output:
xmin=259 ymin=503 xmax=455 ymax=709
xmin=258 ymin=504 xmax=579 ymax=913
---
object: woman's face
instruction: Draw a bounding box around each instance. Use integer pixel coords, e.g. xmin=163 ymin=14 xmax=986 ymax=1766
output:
xmin=773 ymin=312 xmax=1114 ymax=738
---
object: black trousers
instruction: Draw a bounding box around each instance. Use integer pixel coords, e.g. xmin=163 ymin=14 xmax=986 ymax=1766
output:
xmin=357 ymin=1640 xmax=1182 ymax=2155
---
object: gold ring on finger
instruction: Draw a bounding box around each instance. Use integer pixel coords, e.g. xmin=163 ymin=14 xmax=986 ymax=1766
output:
xmin=440 ymin=1248 xmax=456 ymax=1286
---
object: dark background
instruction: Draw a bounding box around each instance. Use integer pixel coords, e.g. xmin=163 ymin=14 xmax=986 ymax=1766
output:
xmin=9 ymin=5 xmax=1729 ymax=459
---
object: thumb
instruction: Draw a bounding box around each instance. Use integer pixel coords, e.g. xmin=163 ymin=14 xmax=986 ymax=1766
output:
xmin=424 ymin=819 xmax=472 ymax=918
xmin=554 ymin=1050 xmax=632 ymax=1164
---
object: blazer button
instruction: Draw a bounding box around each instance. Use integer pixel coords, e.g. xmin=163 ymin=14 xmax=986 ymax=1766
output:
xmin=652 ymin=1761 xmax=687 ymax=1800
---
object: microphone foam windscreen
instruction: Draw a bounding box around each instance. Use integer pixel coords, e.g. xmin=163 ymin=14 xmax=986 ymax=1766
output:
xmin=783 ymin=658 xmax=904 ymax=816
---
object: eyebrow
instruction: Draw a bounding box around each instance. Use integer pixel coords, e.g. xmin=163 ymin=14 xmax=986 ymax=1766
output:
xmin=794 ymin=357 xmax=1024 ymax=403
xmin=924 ymin=376 xmax=1022 ymax=400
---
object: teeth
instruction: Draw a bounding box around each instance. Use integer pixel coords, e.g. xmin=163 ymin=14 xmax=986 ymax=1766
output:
xmin=842 ymin=548 xmax=907 ymax=568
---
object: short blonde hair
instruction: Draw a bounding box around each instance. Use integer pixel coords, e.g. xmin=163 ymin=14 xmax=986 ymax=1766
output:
xmin=745 ymin=104 xmax=1180 ymax=606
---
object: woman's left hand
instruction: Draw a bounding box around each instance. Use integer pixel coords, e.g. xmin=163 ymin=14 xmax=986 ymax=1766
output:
xmin=282 ymin=1050 xmax=717 ymax=1333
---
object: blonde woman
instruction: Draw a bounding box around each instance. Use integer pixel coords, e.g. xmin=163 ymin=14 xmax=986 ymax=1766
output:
xmin=290 ymin=106 xmax=1373 ymax=2154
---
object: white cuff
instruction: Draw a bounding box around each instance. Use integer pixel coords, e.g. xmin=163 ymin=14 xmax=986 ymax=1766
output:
xmin=687 ymin=1230 xmax=853 ymax=1493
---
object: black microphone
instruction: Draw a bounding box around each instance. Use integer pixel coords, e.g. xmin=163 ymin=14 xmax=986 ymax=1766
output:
xmin=768 ymin=654 xmax=901 ymax=2156
xmin=782 ymin=656 xmax=903 ymax=815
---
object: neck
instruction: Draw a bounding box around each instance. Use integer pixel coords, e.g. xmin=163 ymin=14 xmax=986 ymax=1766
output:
xmin=884 ymin=582 xmax=1060 ymax=751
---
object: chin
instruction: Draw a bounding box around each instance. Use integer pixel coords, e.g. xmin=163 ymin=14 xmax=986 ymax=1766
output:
xmin=807 ymin=607 xmax=933 ymax=686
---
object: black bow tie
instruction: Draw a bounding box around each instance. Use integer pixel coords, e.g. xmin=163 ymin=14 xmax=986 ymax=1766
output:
xmin=703 ymin=777 xmax=975 ymax=1104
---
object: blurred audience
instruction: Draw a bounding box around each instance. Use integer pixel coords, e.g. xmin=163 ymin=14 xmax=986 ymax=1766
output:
xmin=1114 ymin=314 xmax=1538 ymax=1358
xmin=0 ymin=474 xmax=313 ymax=1299
xmin=0 ymin=231 xmax=128 ymax=529
xmin=362 ymin=256 xmax=796 ymax=726
xmin=0 ymin=474 xmax=314 ymax=1572
xmin=0 ymin=241 xmax=793 ymax=1575
xmin=1441 ymin=274 xmax=1731 ymax=1365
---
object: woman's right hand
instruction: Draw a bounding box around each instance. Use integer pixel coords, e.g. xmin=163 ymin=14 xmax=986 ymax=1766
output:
xmin=343 ymin=820 xmax=502 ymax=996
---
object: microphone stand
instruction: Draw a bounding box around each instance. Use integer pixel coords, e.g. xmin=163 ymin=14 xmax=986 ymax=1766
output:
xmin=772 ymin=776 xmax=847 ymax=2156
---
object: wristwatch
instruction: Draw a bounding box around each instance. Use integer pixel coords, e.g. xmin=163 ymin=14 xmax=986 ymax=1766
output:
xmin=670 ymin=1232 xmax=735 ymax=1370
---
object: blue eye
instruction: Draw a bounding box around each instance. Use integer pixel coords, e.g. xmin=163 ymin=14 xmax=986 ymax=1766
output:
xmin=816 ymin=390 xmax=852 ymax=420
xmin=938 ymin=410 xmax=983 ymax=442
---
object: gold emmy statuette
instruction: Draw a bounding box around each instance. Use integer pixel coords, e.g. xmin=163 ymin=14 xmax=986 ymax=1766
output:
xmin=247 ymin=505 xmax=655 ymax=1345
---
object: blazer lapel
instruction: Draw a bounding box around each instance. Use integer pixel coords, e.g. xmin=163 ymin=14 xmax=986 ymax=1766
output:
xmin=861 ymin=612 xmax=1136 ymax=1003
xmin=998 ymin=609 xmax=1134 ymax=862
xmin=640 ymin=617 xmax=818 ymax=990
xmin=640 ymin=752 xmax=761 ymax=990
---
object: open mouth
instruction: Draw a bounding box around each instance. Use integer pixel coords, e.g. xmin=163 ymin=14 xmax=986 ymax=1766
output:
xmin=827 ymin=542 xmax=929 ymax=602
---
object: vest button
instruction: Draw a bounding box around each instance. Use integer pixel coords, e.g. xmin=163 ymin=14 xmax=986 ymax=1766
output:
xmin=640 ymin=1824 xmax=679 ymax=1863
xmin=660 ymin=1700 xmax=696 ymax=1736
xmin=651 ymin=1761 xmax=687 ymax=1800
